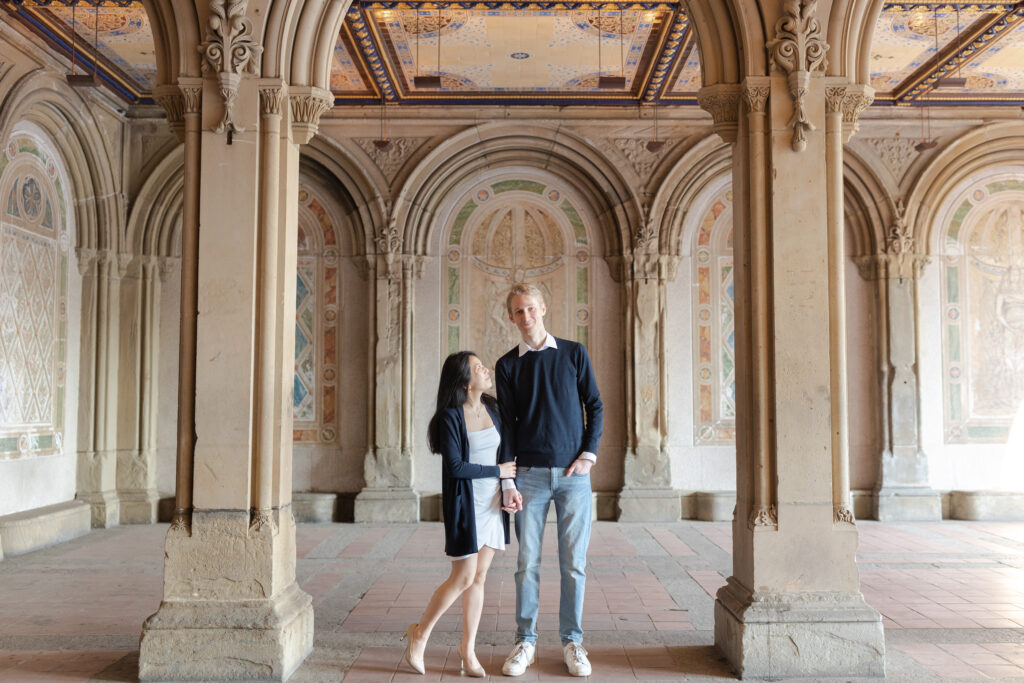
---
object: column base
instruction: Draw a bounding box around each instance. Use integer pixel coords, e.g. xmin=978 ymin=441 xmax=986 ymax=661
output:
xmin=874 ymin=487 xmax=941 ymax=521
xmin=77 ymin=491 xmax=120 ymax=528
xmin=617 ymin=487 xmax=681 ymax=522
xmin=715 ymin=577 xmax=885 ymax=680
xmin=119 ymin=489 xmax=160 ymax=524
xmin=139 ymin=581 xmax=313 ymax=682
xmin=354 ymin=487 xmax=420 ymax=522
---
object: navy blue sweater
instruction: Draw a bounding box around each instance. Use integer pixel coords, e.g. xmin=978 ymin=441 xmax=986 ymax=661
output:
xmin=495 ymin=337 xmax=603 ymax=468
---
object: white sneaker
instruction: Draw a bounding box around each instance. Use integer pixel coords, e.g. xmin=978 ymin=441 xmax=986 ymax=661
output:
xmin=502 ymin=641 xmax=535 ymax=677
xmin=563 ymin=642 xmax=592 ymax=677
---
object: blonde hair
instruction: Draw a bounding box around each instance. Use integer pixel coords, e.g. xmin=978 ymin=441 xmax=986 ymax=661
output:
xmin=505 ymin=282 xmax=546 ymax=315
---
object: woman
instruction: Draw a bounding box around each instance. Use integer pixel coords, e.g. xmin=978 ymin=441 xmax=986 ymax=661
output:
xmin=401 ymin=351 xmax=517 ymax=677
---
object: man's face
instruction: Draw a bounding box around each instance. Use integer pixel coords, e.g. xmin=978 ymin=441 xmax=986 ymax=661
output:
xmin=508 ymin=294 xmax=546 ymax=337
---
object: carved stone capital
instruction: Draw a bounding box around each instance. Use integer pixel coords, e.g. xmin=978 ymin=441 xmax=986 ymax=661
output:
xmin=250 ymin=508 xmax=277 ymax=533
xmin=75 ymin=247 xmax=98 ymax=276
xmin=840 ymin=84 xmax=875 ymax=142
xmin=697 ymin=84 xmax=742 ymax=144
xmin=152 ymin=85 xmax=185 ymax=141
xmin=259 ymin=82 xmax=285 ymax=118
xmin=854 ymin=252 xmax=931 ymax=282
xmin=179 ymin=78 xmax=203 ymax=115
xmin=198 ymin=0 xmax=262 ymax=135
xmin=289 ymin=86 xmax=334 ymax=145
xmin=742 ymin=82 xmax=770 ymax=114
xmin=824 ymin=85 xmax=847 ymax=114
xmin=620 ymin=252 xmax=680 ymax=283
xmin=158 ymin=256 xmax=179 ymax=283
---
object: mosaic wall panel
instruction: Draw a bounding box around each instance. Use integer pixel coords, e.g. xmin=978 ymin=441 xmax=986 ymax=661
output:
xmin=941 ymin=175 xmax=1024 ymax=444
xmin=444 ymin=181 xmax=591 ymax=367
xmin=692 ymin=188 xmax=735 ymax=445
xmin=292 ymin=186 xmax=340 ymax=444
xmin=0 ymin=137 xmax=70 ymax=458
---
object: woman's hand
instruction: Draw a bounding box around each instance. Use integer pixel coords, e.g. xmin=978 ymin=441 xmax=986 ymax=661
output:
xmin=499 ymin=461 xmax=517 ymax=479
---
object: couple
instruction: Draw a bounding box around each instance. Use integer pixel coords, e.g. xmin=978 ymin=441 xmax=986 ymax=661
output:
xmin=402 ymin=283 xmax=604 ymax=677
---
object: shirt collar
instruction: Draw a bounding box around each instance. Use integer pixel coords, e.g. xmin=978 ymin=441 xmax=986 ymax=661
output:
xmin=518 ymin=334 xmax=557 ymax=357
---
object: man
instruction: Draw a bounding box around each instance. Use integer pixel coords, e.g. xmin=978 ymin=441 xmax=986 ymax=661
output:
xmin=495 ymin=282 xmax=603 ymax=678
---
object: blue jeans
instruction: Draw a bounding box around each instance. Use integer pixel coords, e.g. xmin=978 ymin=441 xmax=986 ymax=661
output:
xmin=513 ymin=466 xmax=592 ymax=646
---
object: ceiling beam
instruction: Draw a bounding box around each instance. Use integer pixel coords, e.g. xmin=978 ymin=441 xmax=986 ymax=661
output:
xmin=892 ymin=5 xmax=1024 ymax=103
xmin=641 ymin=9 xmax=687 ymax=103
xmin=346 ymin=6 xmax=399 ymax=102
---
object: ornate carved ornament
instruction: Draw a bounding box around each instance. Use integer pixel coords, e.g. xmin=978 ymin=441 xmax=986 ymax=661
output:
xmin=259 ymin=84 xmax=285 ymax=117
xmin=354 ymin=137 xmax=427 ymax=183
xmin=750 ymin=504 xmax=778 ymax=529
xmin=697 ymin=84 xmax=742 ymax=144
xmin=152 ymin=85 xmax=185 ymax=139
xmin=855 ymin=199 xmax=931 ymax=281
xmin=767 ymin=0 xmax=829 ymax=152
xmin=250 ymin=507 xmax=277 ymax=533
xmin=290 ymin=86 xmax=334 ymax=145
xmin=611 ymin=137 xmax=662 ymax=182
xmin=198 ymin=0 xmax=263 ymax=135
xmin=834 ymin=504 xmax=855 ymax=525
xmin=742 ymin=84 xmax=770 ymax=114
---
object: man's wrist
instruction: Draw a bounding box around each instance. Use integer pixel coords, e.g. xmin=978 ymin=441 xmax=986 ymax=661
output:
xmin=501 ymin=479 xmax=517 ymax=491
xmin=579 ymin=451 xmax=597 ymax=463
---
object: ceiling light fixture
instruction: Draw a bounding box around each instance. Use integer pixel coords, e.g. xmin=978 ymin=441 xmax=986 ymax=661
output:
xmin=646 ymin=104 xmax=665 ymax=153
xmin=66 ymin=3 xmax=100 ymax=88
xmin=934 ymin=5 xmax=966 ymax=89
xmin=373 ymin=92 xmax=391 ymax=151
xmin=414 ymin=4 xmax=442 ymax=88
xmin=598 ymin=5 xmax=626 ymax=89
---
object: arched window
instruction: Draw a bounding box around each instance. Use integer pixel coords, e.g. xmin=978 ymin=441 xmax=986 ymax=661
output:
xmin=0 ymin=133 xmax=71 ymax=458
xmin=443 ymin=179 xmax=592 ymax=364
xmin=939 ymin=171 xmax=1024 ymax=444
xmin=691 ymin=187 xmax=735 ymax=445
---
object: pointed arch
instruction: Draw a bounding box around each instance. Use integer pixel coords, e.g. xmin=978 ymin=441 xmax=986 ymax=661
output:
xmin=0 ymin=70 xmax=122 ymax=253
xmin=139 ymin=0 xmax=201 ymax=81
xmin=843 ymin=145 xmax=894 ymax=259
xmin=395 ymin=123 xmax=639 ymax=260
xmin=126 ymin=146 xmax=184 ymax=259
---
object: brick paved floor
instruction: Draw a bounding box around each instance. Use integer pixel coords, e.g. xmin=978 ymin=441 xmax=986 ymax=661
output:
xmin=1 ymin=520 xmax=1023 ymax=681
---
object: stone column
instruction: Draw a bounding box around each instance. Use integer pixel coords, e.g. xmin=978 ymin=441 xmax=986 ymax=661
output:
xmin=858 ymin=209 xmax=940 ymax=521
xmin=138 ymin=5 xmax=330 ymax=677
xmin=618 ymin=252 xmax=682 ymax=521
xmin=701 ymin=6 xmax=885 ymax=676
xmin=75 ymin=248 xmax=125 ymax=528
xmin=115 ymin=255 xmax=162 ymax=523
xmin=354 ymin=252 xmax=422 ymax=522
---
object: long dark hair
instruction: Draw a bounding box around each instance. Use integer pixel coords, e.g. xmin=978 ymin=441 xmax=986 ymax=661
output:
xmin=428 ymin=351 xmax=496 ymax=453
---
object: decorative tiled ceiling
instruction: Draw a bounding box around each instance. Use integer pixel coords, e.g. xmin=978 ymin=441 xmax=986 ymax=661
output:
xmin=4 ymin=1 xmax=1024 ymax=107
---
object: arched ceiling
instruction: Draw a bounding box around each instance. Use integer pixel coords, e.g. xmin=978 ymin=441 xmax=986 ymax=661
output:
xmin=4 ymin=0 xmax=1024 ymax=107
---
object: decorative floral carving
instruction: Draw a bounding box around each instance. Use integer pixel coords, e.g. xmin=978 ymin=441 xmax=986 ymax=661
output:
xmin=879 ymin=199 xmax=931 ymax=281
xmin=697 ymin=84 xmax=742 ymax=143
xmin=198 ymin=0 xmax=262 ymax=135
xmin=259 ymin=85 xmax=284 ymax=117
xmin=250 ymin=507 xmax=276 ymax=533
xmin=169 ymin=510 xmax=191 ymax=534
xmin=354 ymin=138 xmax=426 ymax=183
xmin=376 ymin=201 xmax=402 ymax=255
xmin=824 ymin=85 xmax=846 ymax=114
xmin=750 ymin=505 xmax=778 ymax=528
xmin=153 ymin=85 xmax=184 ymax=138
xmin=834 ymin=504 xmax=856 ymax=525
xmin=767 ymin=0 xmax=829 ymax=152
xmin=863 ymin=136 xmax=919 ymax=181
xmin=612 ymin=138 xmax=660 ymax=181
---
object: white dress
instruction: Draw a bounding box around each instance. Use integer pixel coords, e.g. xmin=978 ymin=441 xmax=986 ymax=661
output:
xmin=465 ymin=425 xmax=505 ymax=552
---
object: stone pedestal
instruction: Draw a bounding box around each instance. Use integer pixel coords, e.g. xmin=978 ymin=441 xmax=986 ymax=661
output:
xmin=715 ymin=578 xmax=884 ymax=680
xmin=617 ymin=488 xmax=681 ymax=522
xmin=875 ymin=485 xmax=942 ymax=522
xmin=354 ymin=487 xmax=420 ymax=522
xmin=76 ymin=449 xmax=119 ymax=528
xmin=139 ymin=511 xmax=313 ymax=682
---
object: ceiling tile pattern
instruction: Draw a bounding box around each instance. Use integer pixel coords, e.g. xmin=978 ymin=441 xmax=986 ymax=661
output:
xmin=6 ymin=1 xmax=1024 ymax=107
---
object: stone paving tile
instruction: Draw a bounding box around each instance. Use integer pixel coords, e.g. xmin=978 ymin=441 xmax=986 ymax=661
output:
xmin=3 ymin=521 xmax=1024 ymax=680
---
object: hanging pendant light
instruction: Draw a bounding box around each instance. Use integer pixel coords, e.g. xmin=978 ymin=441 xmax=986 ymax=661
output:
xmin=598 ymin=5 xmax=626 ymax=89
xmin=67 ymin=2 xmax=101 ymax=88
xmin=373 ymin=92 xmax=392 ymax=151
xmin=934 ymin=5 xmax=966 ymax=89
xmin=646 ymin=103 xmax=665 ymax=153
xmin=414 ymin=4 xmax=443 ymax=88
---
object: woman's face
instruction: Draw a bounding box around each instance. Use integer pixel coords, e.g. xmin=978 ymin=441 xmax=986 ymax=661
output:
xmin=466 ymin=355 xmax=492 ymax=393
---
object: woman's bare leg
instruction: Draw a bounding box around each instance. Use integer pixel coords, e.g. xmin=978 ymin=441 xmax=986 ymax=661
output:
xmin=459 ymin=546 xmax=496 ymax=670
xmin=409 ymin=555 xmax=478 ymax=661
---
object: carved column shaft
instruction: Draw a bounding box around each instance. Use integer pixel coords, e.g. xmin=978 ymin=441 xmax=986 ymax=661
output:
xmin=173 ymin=80 xmax=202 ymax=530
xmin=618 ymin=253 xmax=680 ymax=522
xmin=76 ymin=249 xmax=123 ymax=528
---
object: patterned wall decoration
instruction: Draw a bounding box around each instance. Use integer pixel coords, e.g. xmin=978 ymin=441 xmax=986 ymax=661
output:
xmin=940 ymin=173 xmax=1024 ymax=444
xmin=444 ymin=180 xmax=591 ymax=367
xmin=692 ymin=187 xmax=735 ymax=445
xmin=0 ymin=135 xmax=70 ymax=459
xmin=293 ymin=185 xmax=341 ymax=444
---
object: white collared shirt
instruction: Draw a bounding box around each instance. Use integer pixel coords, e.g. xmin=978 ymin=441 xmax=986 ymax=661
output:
xmin=518 ymin=333 xmax=557 ymax=357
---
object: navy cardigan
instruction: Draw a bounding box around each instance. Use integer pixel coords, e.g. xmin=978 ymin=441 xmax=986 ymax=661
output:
xmin=438 ymin=403 xmax=512 ymax=557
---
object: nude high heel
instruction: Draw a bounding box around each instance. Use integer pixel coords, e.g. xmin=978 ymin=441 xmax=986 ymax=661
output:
xmin=401 ymin=623 xmax=425 ymax=674
xmin=459 ymin=647 xmax=485 ymax=678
